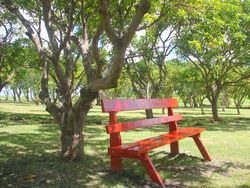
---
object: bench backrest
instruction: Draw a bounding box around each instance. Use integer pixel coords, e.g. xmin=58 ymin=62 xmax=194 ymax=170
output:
xmin=101 ymin=98 xmax=182 ymax=134
xmin=101 ymin=98 xmax=179 ymax=112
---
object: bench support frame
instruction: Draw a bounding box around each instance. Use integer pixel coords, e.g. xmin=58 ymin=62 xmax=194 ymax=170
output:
xmin=141 ymin=154 xmax=166 ymax=188
xmin=192 ymin=134 xmax=212 ymax=161
xmin=109 ymin=112 xmax=123 ymax=171
xmin=168 ymin=107 xmax=179 ymax=154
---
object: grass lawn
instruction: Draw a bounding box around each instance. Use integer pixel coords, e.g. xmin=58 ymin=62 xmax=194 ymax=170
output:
xmin=0 ymin=101 xmax=250 ymax=187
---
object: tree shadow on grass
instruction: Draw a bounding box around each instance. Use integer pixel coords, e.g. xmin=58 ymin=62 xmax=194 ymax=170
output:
xmin=1 ymin=110 xmax=250 ymax=187
xmin=0 ymin=111 xmax=108 ymax=129
xmin=0 ymin=111 xmax=55 ymax=127
xmin=98 ymin=151 xmax=250 ymax=188
xmin=149 ymin=151 xmax=250 ymax=187
xmin=181 ymin=116 xmax=250 ymax=132
xmin=1 ymin=126 xmax=249 ymax=188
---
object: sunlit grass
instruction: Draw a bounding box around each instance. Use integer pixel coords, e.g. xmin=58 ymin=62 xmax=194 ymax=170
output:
xmin=0 ymin=101 xmax=250 ymax=187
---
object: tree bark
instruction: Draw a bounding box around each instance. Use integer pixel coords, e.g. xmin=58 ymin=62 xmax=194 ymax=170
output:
xmin=3 ymin=88 xmax=9 ymax=101
xmin=24 ymin=88 xmax=30 ymax=102
xmin=145 ymin=109 xmax=154 ymax=119
xmin=235 ymin=102 xmax=240 ymax=115
xmin=192 ymin=96 xmax=198 ymax=107
xmin=60 ymin=89 xmax=97 ymax=162
xmin=17 ymin=92 xmax=22 ymax=102
xmin=200 ymin=102 xmax=205 ymax=115
xmin=221 ymin=103 xmax=225 ymax=112
xmin=0 ymin=85 xmax=4 ymax=93
xmin=236 ymin=104 xmax=240 ymax=115
xmin=12 ymin=89 xmax=17 ymax=102
xmin=207 ymin=85 xmax=221 ymax=122
xmin=211 ymin=97 xmax=220 ymax=122
xmin=61 ymin=118 xmax=85 ymax=162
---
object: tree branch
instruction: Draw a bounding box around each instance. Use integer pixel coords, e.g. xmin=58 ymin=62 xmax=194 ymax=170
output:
xmin=88 ymin=0 xmax=151 ymax=92
xmin=121 ymin=0 xmax=151 ymax=49
xmin=92 ymin=25 xmax=104 ymax=79
xmin=99 ymin=0 xmax=119 ymax=46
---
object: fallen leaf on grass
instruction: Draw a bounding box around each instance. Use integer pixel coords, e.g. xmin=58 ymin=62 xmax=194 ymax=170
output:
xmin=23 ymin=173 xmax=37 ymax=181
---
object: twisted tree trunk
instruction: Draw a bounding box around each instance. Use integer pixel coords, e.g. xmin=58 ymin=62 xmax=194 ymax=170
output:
xmin=61 ymin=105 xmax=90 ymax=161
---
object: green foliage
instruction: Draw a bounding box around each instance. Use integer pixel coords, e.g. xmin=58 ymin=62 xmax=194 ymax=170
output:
xmin=0 ymin=38 xmax=38 ymax=89
xmin=107 ymin=70 xmax=134 ymax=98
xmin=176 ymin=0 xmax=250 ymax=119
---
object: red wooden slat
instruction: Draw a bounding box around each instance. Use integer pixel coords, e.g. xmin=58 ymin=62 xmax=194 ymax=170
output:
xmin=192 ymin=134 xmax=212 ymax=161
xmin=140 ymin=154 xmax=165 ymax=188
xmin=101 ymin=98 xmax=178 ymax=112
xmin=110 ymin=128 xmax=205 ymax=155
xmin=106 ymin=114 xmax=183 ymax=134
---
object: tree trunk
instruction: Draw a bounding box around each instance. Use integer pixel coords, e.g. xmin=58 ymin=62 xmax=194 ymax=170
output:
xmin=221 ymin=103 xmax=225 ymax=112
xmin=235 ymin=104 xmax=240 ymax=115
xmin=200 ymin=103 xmax=205 ymax=115
xmin=145 ymin=109 xmax=154 ymax=119
xmin=4 ymin=89 xmax=9 ymax=101
xmin=193 ymin=97 xmax=198 ymax=107
xmin=96 ymin=90 xmax=107 ymax=105
xmin=236 ymin=105 xmax=240 ymax=115
xmin=17 ymin=94 xmax=22 ymax=102
xmin=12 ymin=89 xmax=17 ymax=102
xmin=24 ymin=89 xmax=30 ymax=102
xmin=60 ymin=91 xmax=96 ymax=162
xmin=189 ymin=100 xmax=193 ymax=108
xmin=211 ymin=98 xmax=220 ymax=122
xmin=162 ymin=108 xmax=165 ymax=114
xmin=96 ymin=97 xmax=101 ymax=105
xmin=61 ymin=118 xmax=85 ymax=162
xmin=0 ymin=85 xmax=4 ymax=93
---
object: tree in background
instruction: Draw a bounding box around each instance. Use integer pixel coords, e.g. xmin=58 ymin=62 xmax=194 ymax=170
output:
xmin=107 ymin=70 xmax=133 ymax=99
xmin=2 ymin=38 xmax=39 ymax=102
xmin=171 ymin=60 xmax=207 ymax=114
xmin=228 ymin=80 xmax=250 ymax=115
xmin=125 ymin=1 xmax=185 ymax=118
xmin=176 ymin=0 xmax=250 ymax=121
xmin=2 ymin=0 xmax=152 ymax=161
xmin=0 ymin=10 xmax=19 ymax=92
xmin=2 ymin=85 xmax=10 ymax=101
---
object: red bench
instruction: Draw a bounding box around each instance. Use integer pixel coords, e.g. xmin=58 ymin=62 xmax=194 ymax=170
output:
xmin=101 ymin=98 xmax=211 ymax=187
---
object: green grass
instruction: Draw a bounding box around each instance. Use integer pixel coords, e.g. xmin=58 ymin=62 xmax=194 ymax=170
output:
xmin=0 ymin=102 xmax=250 ymax=187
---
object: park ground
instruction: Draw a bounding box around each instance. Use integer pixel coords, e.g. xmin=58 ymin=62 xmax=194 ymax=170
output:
xmin=0 ymin=101 xmax=250 ymax=188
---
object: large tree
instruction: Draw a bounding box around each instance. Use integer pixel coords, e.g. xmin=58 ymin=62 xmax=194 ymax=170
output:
xmin=176 ymin=0 xmax=250 ymax=121
xmin=1 ymin=0 xmax=152 ymax=161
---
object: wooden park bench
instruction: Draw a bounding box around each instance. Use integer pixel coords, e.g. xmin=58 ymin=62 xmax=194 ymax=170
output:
xmin=101 ymin=98 xmax=211 ymax=187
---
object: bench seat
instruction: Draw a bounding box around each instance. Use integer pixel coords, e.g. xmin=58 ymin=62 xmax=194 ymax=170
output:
xmin=109 ymin=128 xmax=205 ymax=155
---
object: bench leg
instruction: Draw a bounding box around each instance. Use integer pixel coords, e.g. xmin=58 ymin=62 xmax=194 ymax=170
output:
xmin=170 ymin=141 xmax=179 ymax=154
xmin=140 ymin=154 xmax=166 ymax=188
xmin=192 ymin=134 xmax=212 ymax=161
xmin=110 ymin=156 xmax=123 ymax=171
